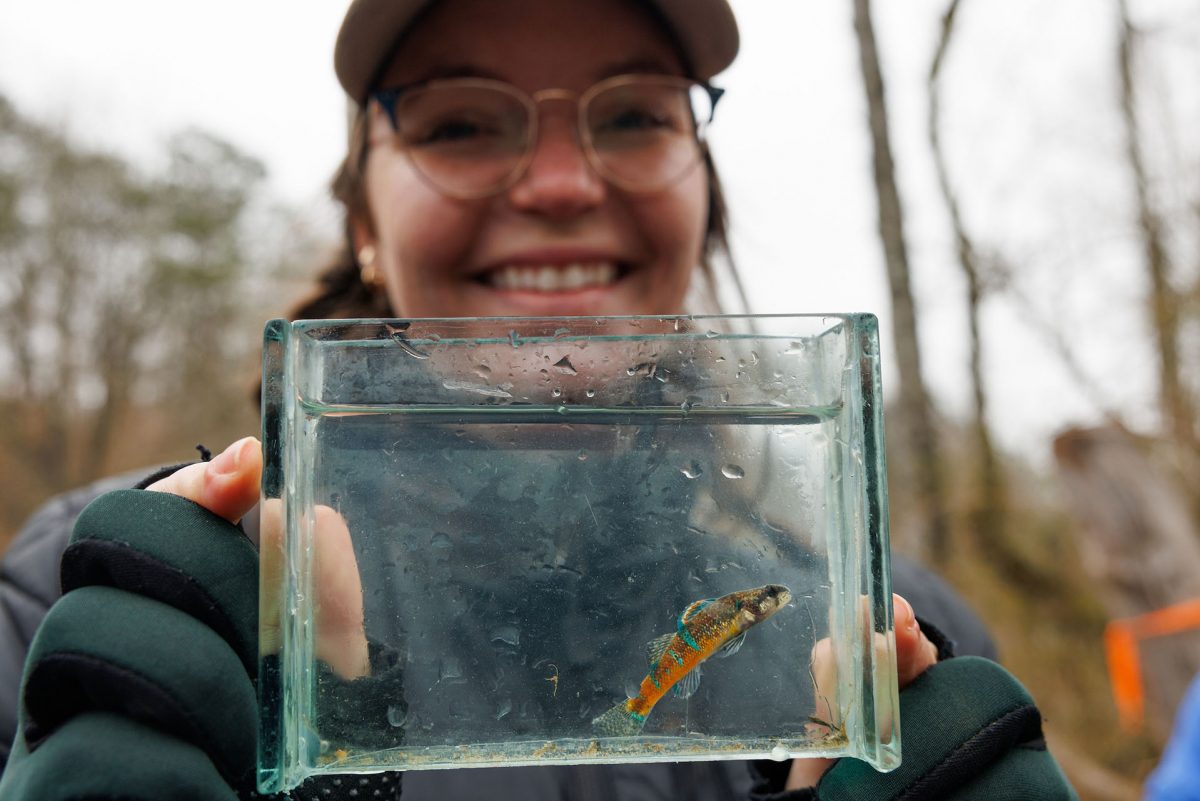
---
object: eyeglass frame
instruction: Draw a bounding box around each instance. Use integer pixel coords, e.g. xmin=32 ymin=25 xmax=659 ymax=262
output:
xmin=368 ymin=73 xmax=725 ymax=200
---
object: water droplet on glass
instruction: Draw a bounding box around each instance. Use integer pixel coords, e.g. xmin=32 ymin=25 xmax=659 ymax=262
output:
xmin=585 ymin=388 xmax=596 ymax=398
xmin=577 ymin=450 xmax=588 ymax=461
xmin=624 ymin=682 xmax=641 ymax=699
xmin=770 ymin=745 xmax=789 ymax=761
xmin=491 ymin=626 xmax=520 ymax=646
xmin=720 ymin=392 xmax=730 ymax=403
xmin=705 ymin=330 xmax=719 ymax=338
xmin=508 ymin=330 xmax=521 ymax=348
xmin=552 ymin=356 xmax=578 ymax=375
xmin=551 ymin=387 xmax=562 ymax=398
xmin=721 ymin=464 xmax=745 ymax=479
xmin=386 ymin=705 xmax=408 ymax=728
xmin=430 ymin=532 xmax=452 ymax=548
xmin=474 ymin=364 xmax=492 ymax=378
xmin=680 ymin=462 xmax=703 ymax=479
xmin=749 ymin=351 xmax=760 ymax=365
xmin=495 ymin=699 xmax=512 ymax=720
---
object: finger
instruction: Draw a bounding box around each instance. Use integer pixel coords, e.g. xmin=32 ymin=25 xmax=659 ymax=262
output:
xmin=786 ymin=756 xmax=835 ymax=790
xmin=893 ymin=594 xmax=939 ymax=688
xmin=312 ymin=505 xmax=370 ymax=680
xmin=258 ymin=500 xmax=370 ymax=680
xmin=146 ymin=437 xmax=262 ymax=524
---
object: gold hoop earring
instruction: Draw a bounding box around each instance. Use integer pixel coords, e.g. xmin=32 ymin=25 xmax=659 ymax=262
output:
xmin=357 ymin=245 xmax=384 ymax=290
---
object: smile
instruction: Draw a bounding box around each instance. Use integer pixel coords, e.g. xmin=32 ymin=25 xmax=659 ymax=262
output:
xmin=485 ymin=262 xmax=619 ymax=292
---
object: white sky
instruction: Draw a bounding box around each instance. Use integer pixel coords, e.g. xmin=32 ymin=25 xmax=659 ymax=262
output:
xmin=2 ymin=0 xmax=1195 ymax=464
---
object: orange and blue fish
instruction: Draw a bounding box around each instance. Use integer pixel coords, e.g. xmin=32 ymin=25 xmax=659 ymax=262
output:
xmin=592 ymin=584 xmax=792 ymax=736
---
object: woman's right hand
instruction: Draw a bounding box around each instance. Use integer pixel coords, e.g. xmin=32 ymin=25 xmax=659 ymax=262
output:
xmin=0 ymin=440 xmax=266 ymax=800
xmin=146 ymin=436 xmax=263 ymax=525
xmin=150 ymin=439 xmax=371 ymax=679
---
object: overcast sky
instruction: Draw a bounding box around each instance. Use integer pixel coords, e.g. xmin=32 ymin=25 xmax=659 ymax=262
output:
xmin=2 ymin=1 xmax=1195 ymax=463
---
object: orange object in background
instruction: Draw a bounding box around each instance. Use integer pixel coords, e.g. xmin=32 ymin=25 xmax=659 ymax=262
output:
xmin=1105 ymin=598 xmax=1200 ymax=730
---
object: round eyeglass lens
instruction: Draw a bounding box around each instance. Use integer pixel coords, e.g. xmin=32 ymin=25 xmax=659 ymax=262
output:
xmin=397 ymin=83 xmax=531 ymax=198
xmin=584 ymin=79 xmax=710 ymax=191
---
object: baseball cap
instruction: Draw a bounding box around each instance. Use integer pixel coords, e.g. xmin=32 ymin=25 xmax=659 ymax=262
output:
xmin=334 ymin=0 xmax=740 ymax=104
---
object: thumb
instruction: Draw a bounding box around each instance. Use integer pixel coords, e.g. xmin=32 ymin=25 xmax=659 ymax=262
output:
xmin=893 ymin=594 xmax=940 ymax=687
xmin=146 ymin=437 xmax=262 ymax=524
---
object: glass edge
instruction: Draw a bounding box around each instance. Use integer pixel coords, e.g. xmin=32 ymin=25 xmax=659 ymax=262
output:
xmin=257 ymin=318 xmax=288 ymax=793
xmin=858 ymin=315 xmax=901 ymax=771
xmin=261 ymin=313 xmax=898 ymax=783
xmin=289 ymin=312 xmax=868 ymax=328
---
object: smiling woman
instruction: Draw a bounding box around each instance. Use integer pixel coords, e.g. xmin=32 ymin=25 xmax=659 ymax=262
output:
xmin=0 ymin=1 xmax=1079 ymax=800
xmin=298 ymin=0 xmax=740 ymax=322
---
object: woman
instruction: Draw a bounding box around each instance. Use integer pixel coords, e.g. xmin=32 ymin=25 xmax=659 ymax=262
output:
xmin=0 ymin=0 xmax=1075 ymax=799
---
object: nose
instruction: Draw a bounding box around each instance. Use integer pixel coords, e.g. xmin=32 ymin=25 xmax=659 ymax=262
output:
xmin=506 ymin=115 xmax=605 ymax=218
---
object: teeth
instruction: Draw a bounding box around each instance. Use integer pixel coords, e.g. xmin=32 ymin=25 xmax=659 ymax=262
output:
xmin=488 ymin=262 xmax=619 ymax=292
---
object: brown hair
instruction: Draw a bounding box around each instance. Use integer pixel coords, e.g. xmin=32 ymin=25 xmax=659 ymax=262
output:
xmin=286 ymin=106 xmax=747 ymax=321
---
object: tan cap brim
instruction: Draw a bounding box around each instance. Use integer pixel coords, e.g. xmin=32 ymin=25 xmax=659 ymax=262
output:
xmin=334 ymin=0 xmax=739 ymax=104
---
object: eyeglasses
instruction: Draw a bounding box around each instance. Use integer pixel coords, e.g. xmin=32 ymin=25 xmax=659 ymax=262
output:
xmin=370 ymin=74 xmax=723 ymax=200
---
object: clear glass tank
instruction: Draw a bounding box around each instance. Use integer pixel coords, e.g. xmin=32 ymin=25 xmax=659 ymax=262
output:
xmin=258 ymin=315 xmax=899 ymax=793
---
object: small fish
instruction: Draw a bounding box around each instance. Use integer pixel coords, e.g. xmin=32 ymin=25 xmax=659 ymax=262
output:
xmin=592 ymin=584 xmax=791 ymax=736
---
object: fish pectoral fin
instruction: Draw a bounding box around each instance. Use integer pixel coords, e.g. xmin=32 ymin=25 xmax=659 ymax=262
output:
xmin=716 ymin=632 xmax=747 ymax=658
xmin=646 ymin=633 xmax=675 ymax=668
xmin=673 ymin=666 xmax=703 ymax=699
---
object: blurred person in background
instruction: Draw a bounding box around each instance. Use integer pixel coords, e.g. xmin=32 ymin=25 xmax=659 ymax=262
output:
xmin=0 ymin=1 xmax=1075 ymax=799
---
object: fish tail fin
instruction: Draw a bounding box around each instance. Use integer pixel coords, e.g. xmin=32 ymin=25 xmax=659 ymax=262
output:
xmin=592 ymin=701 xmax=646 ymax=737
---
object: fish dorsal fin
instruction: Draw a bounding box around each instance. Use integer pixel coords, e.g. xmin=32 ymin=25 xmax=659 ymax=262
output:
xmin=679 ymin=598 xmax=714 ymax=626
xmin=673 ymin=664 xmax=703 ymax=699
xmin=646 ymin=633 xmax=675 ymax=668
xmin=716 ymin=632 xmax=747 ymax=658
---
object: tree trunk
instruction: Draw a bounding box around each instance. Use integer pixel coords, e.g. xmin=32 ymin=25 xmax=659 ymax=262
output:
xmin=853 ymin=0 xmax=948 ymax=564
xmin=926 ymin=1 xmax=1057 ymax=589
xmin=1117 ymin=0 xmax=1195 ymax=451
xmin=1053 ymin=426 xmax=1200 ymax=738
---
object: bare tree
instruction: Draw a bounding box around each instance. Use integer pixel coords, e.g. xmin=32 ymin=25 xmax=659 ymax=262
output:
xmin=852 ymin=0 xmax=948 ymax=563
xmin=1117 ymin=0 xmax=1196 ymax=452
xmin=0 ymin=97 xmax=276 ymax=541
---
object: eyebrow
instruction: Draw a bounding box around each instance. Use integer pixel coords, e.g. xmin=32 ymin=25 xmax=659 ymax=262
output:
xmin=595 ymin=57 xmax=685 ymax=80
xmin=395 ymin=56 xmax=685 ymax=89
xmin=396 ymin=64 xmax=507 ymax=85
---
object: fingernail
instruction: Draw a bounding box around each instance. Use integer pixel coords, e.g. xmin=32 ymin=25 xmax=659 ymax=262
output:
xmin=896 ymin=595 xmax=918 ymax=633
xmin=210 ymin=438 xmax=248 ymax=476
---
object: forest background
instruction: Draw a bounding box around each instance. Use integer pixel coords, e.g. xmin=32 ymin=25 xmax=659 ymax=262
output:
xmin=2 ymin=1 xmax=1199 ymax=797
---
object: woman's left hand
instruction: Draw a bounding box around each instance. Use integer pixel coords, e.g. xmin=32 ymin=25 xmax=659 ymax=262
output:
xmin=786 ymin=593 xmax=939 ymax=789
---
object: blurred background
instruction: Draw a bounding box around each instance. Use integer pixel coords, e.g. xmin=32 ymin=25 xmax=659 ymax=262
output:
xmin=1 ymin=0 xmax=1198 ymax=795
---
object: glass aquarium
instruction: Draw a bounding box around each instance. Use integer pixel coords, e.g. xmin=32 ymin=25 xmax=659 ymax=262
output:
xmin=257 ymin=314 xmax=899 ymax=793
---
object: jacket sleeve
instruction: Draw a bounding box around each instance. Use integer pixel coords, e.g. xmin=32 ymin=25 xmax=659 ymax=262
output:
xmin=0 ymin=472 xmax=149 ymax=768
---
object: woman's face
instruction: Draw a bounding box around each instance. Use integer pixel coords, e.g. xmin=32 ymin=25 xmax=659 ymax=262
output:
xmin=357 ymin=0 xmax=709 ymax=319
